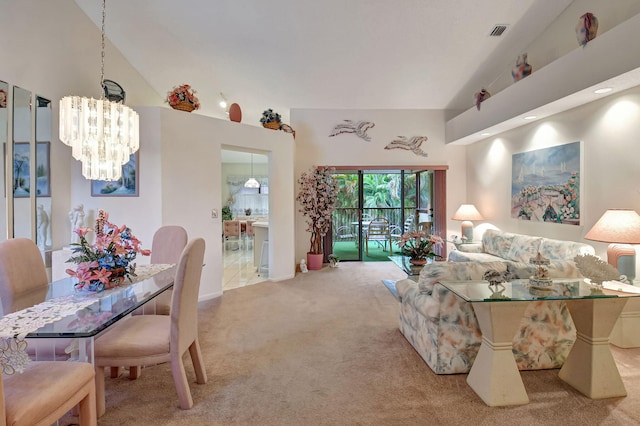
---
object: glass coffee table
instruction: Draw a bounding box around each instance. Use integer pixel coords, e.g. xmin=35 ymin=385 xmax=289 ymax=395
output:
xmin=440 ymin=278 xmax=639 ymax=406
xmin=388 ymin=255 xmax=430 ymax=281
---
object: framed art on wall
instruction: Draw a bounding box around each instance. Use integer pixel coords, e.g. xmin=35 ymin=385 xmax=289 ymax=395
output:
xmin=12 ymin=141 xmax=51 ymax=197
xmin=91 ymin=151 xmax=139 ymax=197
xmin=511 ymin=141 xmax=581 ymax=225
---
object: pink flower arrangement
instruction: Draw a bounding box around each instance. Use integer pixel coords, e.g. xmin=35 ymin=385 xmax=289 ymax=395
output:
xmin=66 ymin=210 xmax=151 ymax=291
xmin=166 ymin=84 xmax=200 ymax=110
xmin=296 ymin=166 xmax=338 ymax=255
xmin=398 ymin=230 xmax=443 ymax=260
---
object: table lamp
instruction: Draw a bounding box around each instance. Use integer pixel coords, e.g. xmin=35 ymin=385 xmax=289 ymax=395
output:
xmin=584 ymin=209 xmax=640 ymax=283
xmin=452 ymin=204 xmax=484 ymax=243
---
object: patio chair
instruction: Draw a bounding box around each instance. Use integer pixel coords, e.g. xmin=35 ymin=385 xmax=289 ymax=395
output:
xmin=365 ymin=217 xmax=393 ymax=255
xmin=389 ymin=224 xmax=403 ymax=249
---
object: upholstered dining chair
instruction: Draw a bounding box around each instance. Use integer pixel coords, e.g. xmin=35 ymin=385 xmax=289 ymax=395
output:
xmin=223 ymin=220 xmax=242 ymax=251
xmin=0 ymin=238 xmax=49 ymax=314
xmin=147 ymin=225 xmax=189 ymax=316
xmin=94 ymin=238 xmax=207 ymax=416
xmin=123 ymin=225 xmax=189 ymax=379
xmin=365 ymin=217 xmax=393 ymax=256
xmin=0 ymin=238 xmax=71 ymax=360
xmin=1 ymin=360 xmax=97 ymax=425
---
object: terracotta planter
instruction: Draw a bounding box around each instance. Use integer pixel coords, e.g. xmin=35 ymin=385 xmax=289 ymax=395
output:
xmin=307 ymin=253 xmax=323 ymax=270
xmin=263 ymin=121 xmax=281 ymax=130
xmin=409 ymin=258 xmax=427 ymax=266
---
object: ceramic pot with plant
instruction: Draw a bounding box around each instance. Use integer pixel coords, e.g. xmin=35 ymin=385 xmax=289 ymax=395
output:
xmin=296 ymin=166 xmax=338 ymax=270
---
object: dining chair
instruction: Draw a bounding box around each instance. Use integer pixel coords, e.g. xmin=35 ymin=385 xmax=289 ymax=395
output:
xmin=245 ymin=220 xmax=256 ymax=249
xmin=124 ymin=226 xmax=188 ymax=379
xmin=223 ymin=220 xmax=242 ymax=251
xmin=1 ymin=360 xmax=97 ymax=426
xmin=94 ymin=238 xmax=207 ymax=416
xmin=365 ymin=217 xmax=393 ymax=256
xmin=0 ymin=238 xmax=70 ymax=360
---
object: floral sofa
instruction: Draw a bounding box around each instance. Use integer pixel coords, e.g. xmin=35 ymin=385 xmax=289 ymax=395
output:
xmin=396 ymin=230 xmax=595 ymax=375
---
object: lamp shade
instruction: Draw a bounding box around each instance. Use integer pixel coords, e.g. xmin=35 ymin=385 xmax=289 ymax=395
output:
xmin=584 ymin=209 xmax=640 ymax=244
xmin=452 ymin=204 xmax=484 ymax=221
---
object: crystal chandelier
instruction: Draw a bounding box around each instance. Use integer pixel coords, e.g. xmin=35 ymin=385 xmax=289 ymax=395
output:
xmin=244 ymin=154 xmax=260 ymax=188
xmin=59 ymin=0 xmax=139 ymax=181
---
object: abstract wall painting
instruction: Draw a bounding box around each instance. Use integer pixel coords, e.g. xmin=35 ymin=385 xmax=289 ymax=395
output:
xmin=511 ymin=141 xmax=581 ymax=225
xmin=91 ymin=152 xmax=139 ymax=197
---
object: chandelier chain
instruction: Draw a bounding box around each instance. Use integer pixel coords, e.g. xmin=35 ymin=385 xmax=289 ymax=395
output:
xmin=100 ymin=0 xmax=106 ymax=98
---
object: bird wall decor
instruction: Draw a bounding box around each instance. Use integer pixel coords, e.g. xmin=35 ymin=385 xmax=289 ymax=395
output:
xmin=329 ymin=120 xmax=375 ymax=142
xmin=384 ymin=136 xmax=429 ymax=157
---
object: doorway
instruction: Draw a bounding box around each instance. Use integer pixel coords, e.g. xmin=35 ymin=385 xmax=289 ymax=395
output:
xmin=329 ymin=167 xmax=446 ymax=262
xmin=221 ymin=149 xmax=269 ymax=290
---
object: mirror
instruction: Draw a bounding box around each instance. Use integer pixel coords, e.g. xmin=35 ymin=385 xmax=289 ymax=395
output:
xmin=0 ymin=81 xmax=7 ymax=241
xmin=12 ymin=86 xmax=32 ymax=239
xmin=35 ymin=96 xmax=51 ymax=250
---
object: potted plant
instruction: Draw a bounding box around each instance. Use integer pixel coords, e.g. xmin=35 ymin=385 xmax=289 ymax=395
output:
xmin=166 ymin=84 xmax=200 ymax=112
xmin=328 ymin=253 xmax=340 ymax=268
xmin=260 ymin=108 xmax=282 ymax=130
xmin=397 ymin=230 xmax=443 ymax=265
xmin=296 ymin=166 xmax=338 ymax=270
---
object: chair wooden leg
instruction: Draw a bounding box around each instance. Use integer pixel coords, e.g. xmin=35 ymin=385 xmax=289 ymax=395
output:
xmin=110 ymin=366 xmax=119 ymax=378
xmin=189 ymin=339 xmax=208 ymax=384
xmin=171 ymin=354 xmax=194 ymax=410
xmin=95 ymin=366 xmax=106 ymax=417
xmin=78 ymin=379 xmax=98 ymax=426
xmin=129 ymin=365 xmax=141 ymax=380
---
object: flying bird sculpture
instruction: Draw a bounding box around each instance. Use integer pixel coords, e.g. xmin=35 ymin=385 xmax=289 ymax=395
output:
xmin=385 ymin=136 xmax=429 ymax=157
xmin=329 ymin=120 xmax=375 ymax=142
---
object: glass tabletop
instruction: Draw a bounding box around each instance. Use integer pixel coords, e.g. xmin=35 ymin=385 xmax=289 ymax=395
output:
xmin=439 ymin=279 xmax=640 ymax=302
xmin=0 ymin=264 xmax=175 ymax=338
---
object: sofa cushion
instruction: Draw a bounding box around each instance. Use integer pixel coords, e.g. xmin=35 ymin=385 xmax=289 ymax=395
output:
xmin=481 ymin=229 xmax=515 ymax=258
xmin=506 ymin=233 xmax=543 ymax=262
xmin=417 ymin=261 xmax=508 ymax=294
xmin=538 ymin=237 xmax=595 ymax=260
xmin=506 ymin=260 xmax=583 ymax=279
xmin=448 ymin=251 xmax=504 ymax=262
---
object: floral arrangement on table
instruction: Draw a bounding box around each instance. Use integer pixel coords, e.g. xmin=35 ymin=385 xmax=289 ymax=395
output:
xmin=66 ymin=210 xmax=151 ymax=292
xmin=166 ymin=84 xmax=200 ymax=111
xmin=260 ymin=108 xmax=282 ymax=129
xmin=397 ymin=230 xmax=443 ymax=264
xmin=296 ymin=166 xmax=338 ymax=255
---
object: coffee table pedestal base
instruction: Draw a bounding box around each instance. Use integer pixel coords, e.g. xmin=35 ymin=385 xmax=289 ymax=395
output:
xmin=559 ymin=298 xmax=628 ymax=399
xmin=467 ymin=302 xmax=529 ymax=406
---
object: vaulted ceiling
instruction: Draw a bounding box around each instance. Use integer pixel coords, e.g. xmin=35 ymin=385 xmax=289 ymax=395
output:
xmin=75 ymin=1 xmax=583 ymax=125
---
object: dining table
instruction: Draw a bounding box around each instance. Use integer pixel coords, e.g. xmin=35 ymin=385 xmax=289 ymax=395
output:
xmin=0 ymin=263 xmax=175 ymax=375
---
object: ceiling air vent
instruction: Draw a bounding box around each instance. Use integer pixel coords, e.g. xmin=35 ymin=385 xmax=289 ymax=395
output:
xmin=489 ymin=24 xmax=508 ymax=37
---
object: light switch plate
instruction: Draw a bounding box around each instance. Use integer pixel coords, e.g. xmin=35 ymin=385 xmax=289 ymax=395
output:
xmin=211 ymin=209 xmax=218 ymax=219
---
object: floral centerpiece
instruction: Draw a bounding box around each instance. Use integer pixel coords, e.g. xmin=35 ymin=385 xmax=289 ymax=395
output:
xmin=260 ymin=108 xmax=282 ymax=130
xmin=398 ymin=230 xmax=443 ymax=265
xmin=166 ymin=84 xmax=200 ymax=112
xmin=296 ymin=166 xmax=338 ymax=269
xmin=66 ymin=210 xmax=151 ymax=292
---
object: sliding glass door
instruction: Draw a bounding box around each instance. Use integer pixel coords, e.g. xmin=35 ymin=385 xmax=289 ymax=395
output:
xmin=330 ymin=168 xmax=440 ymax=262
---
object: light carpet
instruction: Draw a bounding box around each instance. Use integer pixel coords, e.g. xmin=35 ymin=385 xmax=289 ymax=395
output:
xmin=86 ymin=262 xmax=640 ymax=425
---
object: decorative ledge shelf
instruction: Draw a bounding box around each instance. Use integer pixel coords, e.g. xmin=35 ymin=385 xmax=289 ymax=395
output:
xmin=445 ymin=12 xmax=640 ymax=145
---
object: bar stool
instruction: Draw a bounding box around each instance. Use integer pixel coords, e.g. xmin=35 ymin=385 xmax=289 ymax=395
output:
xmin=258 ymin=240 xmax=269 ymax=276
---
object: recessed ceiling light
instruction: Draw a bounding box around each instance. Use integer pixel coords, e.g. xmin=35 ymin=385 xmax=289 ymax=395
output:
xmin=480 ymin=132 xmax=491 ymax=136
xmin=594 ymin=87 xmax=613 ymax=94
xmin=523 ymin=115 xmax=537 ymax=120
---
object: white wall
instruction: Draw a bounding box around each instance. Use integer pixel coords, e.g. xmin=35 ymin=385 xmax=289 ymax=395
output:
xmin=0 ymin=0 xmax=163 ymax=249
xmin=290 ymin=109 xmax=467 ymax=260
xmin=465 ymin=85 xmax=640 ymax=272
